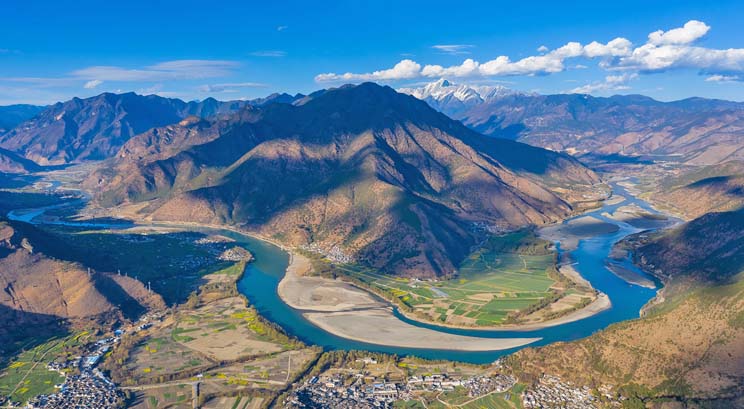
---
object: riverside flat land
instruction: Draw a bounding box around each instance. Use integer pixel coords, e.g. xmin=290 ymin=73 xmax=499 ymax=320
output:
xmin=328 ymin=231 xmax=595 ymax=327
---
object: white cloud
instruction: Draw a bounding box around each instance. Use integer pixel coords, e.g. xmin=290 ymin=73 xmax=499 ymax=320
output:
xmin=568 ymin=73 xmax=638 ymax=94
xmin=705 ymin=74 xmax=741 ymax=82
xmin=611 ymin=43 xmax=744 ymax=73
xmin=432 ymin=44 xmax=474 ymax=55
xmin=277 ymin=25 xmax=288 ymax=31
xmin=249 ymin=50 xmax=287 ymax=57
xmin=315 ymin=59 xmax=422 ymax=82
xmin=314 ymin=20 xmax=744 ymax=85
xmin=198 ymin=82 xmax=268 ymax=92
xmin=71 ymin=60 xmax=239 ymax=82
xmin=648 ymin=20 xmax=710 ymax=46
xmin=83 ymin=79 xmax=103 ymax=89
xmin=583 ymin=38 xmax=633 ymax=57
xmin=604 ymin=20 xmax=744 ymax=76
xmin=315 ymin=38 xmax=636 ymax=82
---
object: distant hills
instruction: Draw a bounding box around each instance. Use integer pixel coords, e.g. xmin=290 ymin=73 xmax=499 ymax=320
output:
xmin=0 ymin=104 xmax=44 ymax=134
xmin=88 ymin=83 xmax=599 ymax=277
xmin=2 ymin=82 xmax=744 ymax=172
xmin=650 ymin=160 xmax=744 ymax=218
xmin=0 ymin=93 xmax=249 ymax=166
xmin=0 ymin=92 xmax=305 ymax=169
xmin=402 ymin=79 xmax=744 ymax=165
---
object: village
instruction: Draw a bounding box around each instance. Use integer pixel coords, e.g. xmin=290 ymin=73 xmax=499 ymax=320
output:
xmin=522 ymin=375 xmax=618 ymax=408
xmin=24 ymin=334 xmax=123 ymax=409
xmin=284 ymin=362 xmax=518 ymax=408
xmin=17 ymin=313 xmax=166 ymax=409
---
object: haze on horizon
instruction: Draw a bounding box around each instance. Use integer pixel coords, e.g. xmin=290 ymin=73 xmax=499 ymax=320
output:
xmin=2 ymin=0 xmax=744 ymax=105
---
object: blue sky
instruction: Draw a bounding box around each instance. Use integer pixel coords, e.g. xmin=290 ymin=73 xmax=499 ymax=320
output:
xmin=1 ymin=0 xmax=743 ymax=104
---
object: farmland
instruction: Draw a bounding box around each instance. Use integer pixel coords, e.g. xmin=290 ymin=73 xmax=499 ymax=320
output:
xmin=313 ymin=230 xmax=594 ymax=327
xmin=0 ymin=332 xmax=91 ymax=404
xmin=104 ymin=261 xmax=321 ymax=407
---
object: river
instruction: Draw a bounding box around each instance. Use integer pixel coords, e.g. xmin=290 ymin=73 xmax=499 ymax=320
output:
xmin=7 ymin=180 xmax=674 ymax=364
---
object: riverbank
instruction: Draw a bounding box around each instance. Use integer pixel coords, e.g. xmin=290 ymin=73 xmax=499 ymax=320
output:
xmin=278 ymin=253 xmax=541 ymax=351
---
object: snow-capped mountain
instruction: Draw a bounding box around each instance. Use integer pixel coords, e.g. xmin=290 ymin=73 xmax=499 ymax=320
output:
xmin=399 ymin=79 xmax=520 ymax=116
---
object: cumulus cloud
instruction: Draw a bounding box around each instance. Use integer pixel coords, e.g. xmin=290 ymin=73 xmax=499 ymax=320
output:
xmin=583 ymin=38 xmax=633 ymax=57
xmin=83 ymin=79 xmax=103 ymax=89
xmin=432 ymin=44 xmax=474 ymax=55
xmin=315 ymin=59 xmax=422 ymax=82
xmin=72 ymin=60 xmax=239 ymax=82
xmin=611 ymin=44 xmax=744 ymax=73
xmin=647 ymin=20 xmax=710 ymax=46
xmin=317 ymin=38 xmax=632 ymax=82
xmin=314 ymin=20 xmax=744 ymax=86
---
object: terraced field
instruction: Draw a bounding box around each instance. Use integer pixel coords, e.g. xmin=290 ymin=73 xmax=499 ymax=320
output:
xmin=332 ymin=231 xmax=569 ymax=327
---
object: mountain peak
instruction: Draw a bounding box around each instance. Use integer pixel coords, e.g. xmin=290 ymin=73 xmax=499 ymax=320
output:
xmin=398 ymin=79 xmax=521 ymax=115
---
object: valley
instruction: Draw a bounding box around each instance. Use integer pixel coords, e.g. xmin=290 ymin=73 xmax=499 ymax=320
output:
xmin=0 ymin=168 xmax=671 ymax=407
xmin=0 ymin=75 xmax=742 ymax=408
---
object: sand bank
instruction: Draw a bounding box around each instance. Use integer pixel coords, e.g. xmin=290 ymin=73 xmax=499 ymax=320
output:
xmin=602 ymin=204 xmax=670 ymax=230
xmin=539 ymin=215 xmax=620 ymax=251
xmin=304 ymin=309 xmax=539 ymax=351
xmin=606 ymin=261 xmax=656 ymax=289
xmin=278 ymin=253 xmax=541 ymax=351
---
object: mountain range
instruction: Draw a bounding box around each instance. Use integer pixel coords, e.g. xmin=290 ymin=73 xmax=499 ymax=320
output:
xmin=0 ymin=92 xmax=305 ymax=168
xmin=401 ymin=80 xmax=744 ymax=165
xmin=3 ymin=81 xmax=744 ymax=173
xmin=0 ymin=104 xmax=45 ymax=134
xmin=399 ymin=79 xmax=522 ymax=117
xmin=87 ymin=83 xmax=599 ymax=277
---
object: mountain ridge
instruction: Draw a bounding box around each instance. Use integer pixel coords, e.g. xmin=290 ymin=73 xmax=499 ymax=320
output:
xmin=0 ymin=92 xmax=307 ymax=167
xmin=401 ymin=79 xmax=744 ymax=165
xmin=89 ymin=82 xmax=601 ymax=277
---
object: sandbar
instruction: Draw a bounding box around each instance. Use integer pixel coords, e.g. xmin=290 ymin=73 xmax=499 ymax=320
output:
xmin=539 ymin=215 xmax=620 ymax=251
xmin=279 ymin=253 xmax=541 ymax=351
xmin=606 ymin=261 xmax=656 ymax=289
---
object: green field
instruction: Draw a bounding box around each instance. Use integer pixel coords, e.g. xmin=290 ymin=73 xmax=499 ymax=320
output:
xmin=325 ymin=230 xmax=566 ymax=326
xmin=0 ymin=332 xmax=90 ymax=405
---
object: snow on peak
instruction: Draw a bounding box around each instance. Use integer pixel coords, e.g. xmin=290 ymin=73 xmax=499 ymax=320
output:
xmin=399 ymin=79 xmax=519 ymax=105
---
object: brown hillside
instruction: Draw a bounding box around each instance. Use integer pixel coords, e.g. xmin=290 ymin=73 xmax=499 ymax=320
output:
xmin=88 ymin=83 xmax=601 ymax=277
